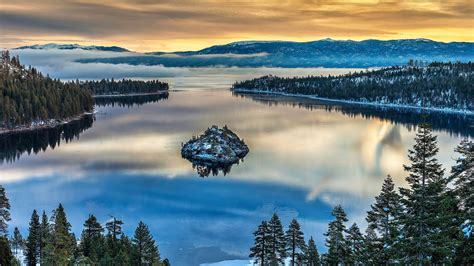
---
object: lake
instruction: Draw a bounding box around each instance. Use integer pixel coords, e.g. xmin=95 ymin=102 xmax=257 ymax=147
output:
xmin=1 ymin=69 xmax=472 ymax=265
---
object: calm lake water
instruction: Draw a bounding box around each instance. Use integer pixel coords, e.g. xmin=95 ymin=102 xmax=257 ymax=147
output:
xmin=1 ymin=69 xmax=472 ymax=265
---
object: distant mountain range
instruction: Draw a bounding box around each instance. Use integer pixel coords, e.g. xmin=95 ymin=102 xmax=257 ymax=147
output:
xmin=15 ymin=39 xmax=474 ymax=68
xmin=16 ymin=43 xmax=129 ymax=52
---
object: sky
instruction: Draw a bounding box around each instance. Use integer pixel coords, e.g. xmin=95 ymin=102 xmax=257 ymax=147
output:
xmin=0 ymin=0 xmax=473 ymax=52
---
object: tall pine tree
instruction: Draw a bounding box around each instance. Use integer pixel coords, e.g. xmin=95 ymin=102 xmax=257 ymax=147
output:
xmin=25 ymin=210 xmax=40 ymax=266
xmin=345 ymin=223 xmax=364 ymax=265
xmin=304 ymin=236 xmax=320 ymax=266
xmin=268 ymin=213 xmax=286 ymax=264
xmin=366 ymin=175 xmax=402 ymax=261
xmin=324 ymin=205 xmax=349 ymax=265
xmin=46 ymin=204 xmax=76 ymax=264
xmin=132 ymin=221 xmax=160 ymax=265
xmin=399 ymin=123 xmax=445 ymax=264
xmin=285 ymin=218 xmax=306 ymax=266
xmin=10 ymin=227 xmax=24 ymax=259
xmin=80 ymin=214 xmax=104 ymax=258
xmin=39 ymin=211 xmax=50 ymax=264
xmin=249 ymin=221 xmax=272 ymax=266
xmin=0 ymin=185 xmax=11 ymax=236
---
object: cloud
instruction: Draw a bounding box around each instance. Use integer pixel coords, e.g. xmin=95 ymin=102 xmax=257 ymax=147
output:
xmin=0 ymin=0 xmax=472 ymax=51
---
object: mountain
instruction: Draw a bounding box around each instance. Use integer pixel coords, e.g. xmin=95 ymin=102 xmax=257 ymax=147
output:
xmin=77 ymin=38 xmax=474 ymax=68
xmin=15 ymin=43 xmax=129 ymax=52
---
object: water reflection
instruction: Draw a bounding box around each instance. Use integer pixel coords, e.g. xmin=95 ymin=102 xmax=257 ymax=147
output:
xmin=233 ymin=92 xmax=474 ymax=138
xmin=191 ymin=161 xmax=233 ymax=177
xmin=0 ymin=115 xmax=94 ymax=163
xmin=94 ymin=92 xmax=169 ymax=108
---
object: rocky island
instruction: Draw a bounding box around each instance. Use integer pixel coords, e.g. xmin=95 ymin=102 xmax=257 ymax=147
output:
xmin=181 ymin=125 xmax=249 ymax=176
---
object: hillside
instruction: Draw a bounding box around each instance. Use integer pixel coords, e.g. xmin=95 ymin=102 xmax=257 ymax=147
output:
xmin=76 ymin=39 xmax=474 ymax=68
xmin=16 ymin=43 xmax=129 ymax=52
xmin=232 ymin=62 xmax=474 ymax=113
xmin=0 ymin=51 xmax=94 ymax=131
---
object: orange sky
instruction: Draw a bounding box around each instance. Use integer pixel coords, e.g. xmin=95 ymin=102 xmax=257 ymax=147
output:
xmin=0 ymin=0 xmax=473 ymax=52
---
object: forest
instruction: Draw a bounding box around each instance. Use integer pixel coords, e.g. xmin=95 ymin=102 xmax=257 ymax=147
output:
xmin=232 ymin=62 xmax=474 ymax=112
xmin=248 ymin=124 xmax=473 ymax=265
xmin=0 ymin=51 xmax=93 ymax=130
xmin=79 ymin=79 xmax=168 ymax=96
xmin=0 ymin=187 xmax=170 ymax=265
xmin=1 ymin=51 xmax=169 ymax=130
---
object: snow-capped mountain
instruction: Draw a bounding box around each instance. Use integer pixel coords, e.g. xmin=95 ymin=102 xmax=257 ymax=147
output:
xmin=77 ymin=38 xmax=474 ymax=68
xmin=15 ymin=43 xmax=129 ymax=52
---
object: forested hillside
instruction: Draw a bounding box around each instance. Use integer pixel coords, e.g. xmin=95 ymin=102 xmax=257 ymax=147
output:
xmin=0 ymin=51 xmax=93 ymax=130
xmin=80 ymin=79 xmax=168 ymax=95
xmin=232 ymin=62 xmax=474 ymax=112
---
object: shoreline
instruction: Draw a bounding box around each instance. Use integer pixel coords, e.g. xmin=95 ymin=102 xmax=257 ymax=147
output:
xmin=0 ymin=113 xmax=93 ymax=136
xmin=232 ymin=89 xmax=474 ymax=116
xmin=93 ymin=91 xmax=168 ymax=98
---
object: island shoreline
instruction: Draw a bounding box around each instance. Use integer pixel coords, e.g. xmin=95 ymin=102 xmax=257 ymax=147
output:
xmin=232 ymin=89 xmax=474 ymax=116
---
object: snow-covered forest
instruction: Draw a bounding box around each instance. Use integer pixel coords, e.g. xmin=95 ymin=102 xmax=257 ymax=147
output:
xmin=232 ymin=62 xmax=474 ymax=112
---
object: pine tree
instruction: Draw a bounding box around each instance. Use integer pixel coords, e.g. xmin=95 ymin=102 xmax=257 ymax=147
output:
xmin=0 ymin=236 xmax=13 ymax=266
xmin=10 ymin=227 xmax=24 ymax=258
xmin=366 ymin=175 xmax=402 ymax=261
xmin=81 ymin=214 xmax=104 ymax=258
xmin=450 ymin=139 xmax=474 ymax=264
xmin=304 ymin=236 xmax=320 ymax=266
xmin=398 ymin=123 xmax=446 ymax=264
xmin=268 ymin=213 xmax=286 ymax=264
xmin=0 ymin=185 xmax=11 ymax=235
xmin=132 ymin=221 xmax=160 ymax=265
xmin=285 ymin=218 xmax=306 ymax=266
xmin=106 ymin=216 xmax=124 ymax=241
xmin=47 ymin=204 xmax=76 ymax=264
xmin=345 ymin=223 xmax=364 ymax=265
xmin=360 ymin=227 xmax=383 ymax=265
xmin=25 ymin=210 xmax=40 ymax=266
xmin=324 ymin=205 xmax=349 ymax=265
xmin=39 ymin=211 xmax=50 ymax=264
xmin=249 ymin=221 xmax=272 ymax=266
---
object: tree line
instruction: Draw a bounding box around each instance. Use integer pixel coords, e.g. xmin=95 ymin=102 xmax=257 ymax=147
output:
xmin=0 ymin=51 xmax=93 ymax=129
xmin=1 ymin=51 xmax=169 ymax=130
xmin=78 ymin=79 xmax=168 ymax=96
xmin=232 ymin=62 xmax=474 ymax=111
xmin=249 ymin=124 xmax=473 ymax=265
xmin=0 ymin=187 xmax=170 ymax=265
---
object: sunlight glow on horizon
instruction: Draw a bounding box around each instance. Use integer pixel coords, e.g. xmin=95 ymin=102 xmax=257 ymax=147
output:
xmin=0 ymin=0 xmax=473 ymax=52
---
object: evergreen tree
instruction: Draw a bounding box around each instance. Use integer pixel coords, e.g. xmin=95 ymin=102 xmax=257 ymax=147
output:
xmin=24 ymin=210 xmax=40 ymax=266
xmin=10 ymin=227 xmax=24 ymax=258
xmin=249 ymin=221 xmax=272 ymax=266
xmin=345 ymin=223 xmax=364 ymax=265
xmin=132 ymin=221 xmax=160 ymax=265
xmin=324 ymin=205 xmax=349 ymax=265
xmin=0 ymin=185 xmax=11 ymax=235
xmin=106 ymin=216 xmax=124 ymax=241
xmin=81 ymin=214 xmax=104 ymax=258
xmin=366 ymin=175 xmax=402 ymax=261
xmin=450 ymin=139 xmax=474 ymax=264
xmin=398 ymin=123 xmax=446 ymax=264
xmin=268 ymin=213 xmax=286 ymax=264
xmin=0 ymin=236 xmax=13 ymax=266
xmin=304 ymin=236 xmax=320 ymax=266
xmin=46 ymin=204 xmax=76 ymax=264
xmin=39 ymin=211 xmax=50 ymax=264
xmin=360 ymin=227 xmax=383 ymax=265
xmin=285 ymin=218 xmax=306 ymax=266
xmin=162 ymin=258 xmax=171 ymax=266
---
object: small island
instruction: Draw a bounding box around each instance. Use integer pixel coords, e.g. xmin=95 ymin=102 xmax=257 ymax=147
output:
xmin=181 ymin=125 xmax=249 ymax=176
